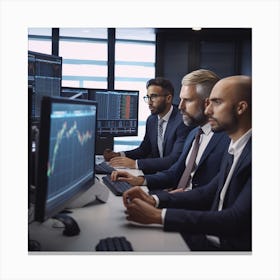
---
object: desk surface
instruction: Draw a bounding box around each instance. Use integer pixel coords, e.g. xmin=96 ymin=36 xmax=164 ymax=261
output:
xmin=29 ymin=179 xmax=189 ymax=253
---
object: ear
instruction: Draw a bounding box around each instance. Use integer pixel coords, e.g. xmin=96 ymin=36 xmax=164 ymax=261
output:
xmin=236 ymin=101 xmax=248 ymax=115
xmin=166 ymin=94 xmax=173 ymax=104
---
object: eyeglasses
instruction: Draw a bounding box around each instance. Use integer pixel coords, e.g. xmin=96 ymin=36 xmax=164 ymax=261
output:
xmin=143 ymin=94 xmax=169 ymax=103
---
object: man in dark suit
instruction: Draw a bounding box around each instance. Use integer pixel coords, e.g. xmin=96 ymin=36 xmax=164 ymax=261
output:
xmin=103 ymin=77 xmax=191 ymax=174
xmin=111 ymin=69 xmax=229 ymax=191
xmin=122 ymin=75 xmax=252 ymax=251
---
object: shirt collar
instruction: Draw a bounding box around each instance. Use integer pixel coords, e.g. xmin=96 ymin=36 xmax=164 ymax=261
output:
xmin=228 ymin=128 xmax=252 ymax=156
xmin=158 ymin=105 xmax=173 ymax=122
xmin=200 ymin=122 xmax=213 ymax=136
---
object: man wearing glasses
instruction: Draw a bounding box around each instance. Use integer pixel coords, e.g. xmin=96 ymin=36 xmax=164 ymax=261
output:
xmin=103 ymin=77 xmax=191 ymax=174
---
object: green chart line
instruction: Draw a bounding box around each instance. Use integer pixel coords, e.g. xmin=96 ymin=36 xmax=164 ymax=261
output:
xmin=47 ymin=121 xmax=92 ymax=177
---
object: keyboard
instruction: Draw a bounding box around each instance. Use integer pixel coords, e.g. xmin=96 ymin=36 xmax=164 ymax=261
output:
xmin=95 ymin=161 xmax=116 ymax=174
xmin=102 ymin=174 xmax=132 ymax=196
xmin=95 ymin=236 xmax=133 ymax=251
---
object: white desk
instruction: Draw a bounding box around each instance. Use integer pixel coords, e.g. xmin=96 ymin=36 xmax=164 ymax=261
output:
xmin=29 ymin=178 xmax=189 ymax=252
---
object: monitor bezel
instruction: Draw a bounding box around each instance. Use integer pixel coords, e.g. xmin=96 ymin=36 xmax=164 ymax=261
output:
xmin=88 ymin=88 xmax=139 ymax=137
xmin=34 ymin=96 xmax=98 ymax=222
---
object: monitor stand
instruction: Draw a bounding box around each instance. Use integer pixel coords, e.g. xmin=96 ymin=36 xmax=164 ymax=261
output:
xmin=66 ymin=179 xmax=109 ymax=209
xmin=95 ymin=135 xmax=114 ymax=155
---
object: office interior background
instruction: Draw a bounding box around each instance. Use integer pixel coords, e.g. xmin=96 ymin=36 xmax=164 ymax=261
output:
xmin=28 ymin=27 xmax=252 ymax=151
xmin=0 ymin=0 xmax=276 ymax=275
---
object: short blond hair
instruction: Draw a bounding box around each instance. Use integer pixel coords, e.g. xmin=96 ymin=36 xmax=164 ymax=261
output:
xmin=182 ymin=69 xmax=220 ymax=100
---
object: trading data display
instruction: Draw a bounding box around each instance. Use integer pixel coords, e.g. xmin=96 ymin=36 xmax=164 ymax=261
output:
xmin=92 ymin=90 xmax=139 ymax=136
xmin=28 ymin=51 xmax=62 ymax=122
xmin=46 ymin=102 xmax=96 ymax=209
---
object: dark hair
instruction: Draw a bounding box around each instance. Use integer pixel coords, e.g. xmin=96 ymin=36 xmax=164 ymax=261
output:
xmin=146 ymin=77 xmax=174 ymax=96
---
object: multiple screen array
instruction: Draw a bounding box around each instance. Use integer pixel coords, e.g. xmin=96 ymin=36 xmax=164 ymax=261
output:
xmin=28 ymin=51 xmax=140 ymax=223
xmin=61 ymin=87 xmax=139 ymax=137
xmin=35 ymin=97 xmax=97 ymax=222
xmin=28 ymin=51 xmax=139 ymax=137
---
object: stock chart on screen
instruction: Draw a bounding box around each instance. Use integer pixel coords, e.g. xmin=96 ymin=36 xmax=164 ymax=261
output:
xmin=46 ymin=102 xmax=96 ymax=202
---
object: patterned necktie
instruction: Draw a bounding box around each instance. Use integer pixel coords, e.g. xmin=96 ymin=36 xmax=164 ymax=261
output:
xmin=158 ymin=119 xmax=165 ymax=157
xmin=177 ymin=128 xmax=203 ymax=189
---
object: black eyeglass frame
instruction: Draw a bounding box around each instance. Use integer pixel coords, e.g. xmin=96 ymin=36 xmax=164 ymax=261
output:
xmin=143 ymin=93 xmax=170 ymax=103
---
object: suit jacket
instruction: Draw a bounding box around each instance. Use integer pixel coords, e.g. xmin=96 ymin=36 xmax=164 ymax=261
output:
xmin=146 ymin=127 xmax=230 ymax=191
xmin=157 ymin=138 xmax=252 ymax=251
xmin=124 ymin=106 xmax=191 ymax=174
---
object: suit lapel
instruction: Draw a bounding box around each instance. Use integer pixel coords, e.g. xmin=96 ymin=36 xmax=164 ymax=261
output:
xmin=197 ymin=132 xmax=225 ymax=168
xmin=211 ymin=152 xmax=231 ymax=210
xmin=231 ymin=138 xmax=251 ymax=178
xmin=182 ymin=127 xmax=198 ymax=152
xmin=150 ymin=115 xmax=160 ymax=155
xmin=162 ymin=108 xmax=177 ymax=153
xmin=211 ymin=137 xmax=252 ymax=210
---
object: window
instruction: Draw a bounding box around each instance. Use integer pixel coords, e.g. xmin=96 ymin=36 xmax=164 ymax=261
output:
xmin=114 ymin=28 xmax=156 ymax=151
xmin=28 ymin=28 xmax=52 ymax=54
xmin=28 ymin=28 xmax=156 ymax=151
xmin=59 ymin=28 xmax=108 ymax=88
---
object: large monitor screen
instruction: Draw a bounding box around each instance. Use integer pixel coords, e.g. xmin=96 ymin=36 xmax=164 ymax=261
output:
xmin=88 ymin=89 xmax=139 ymax=137
xmin=34 ymin=96 xmax=97 ymax=222
xmin=28 ymin=51 xmax=62 ymax=123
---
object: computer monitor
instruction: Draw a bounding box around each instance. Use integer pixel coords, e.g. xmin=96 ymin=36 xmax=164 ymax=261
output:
xmin=34 ymin=96 xmax=97 ymax=223
xmin=88 ymin=89 xmax=139 ymax=137
xmin=28 ymin=51 xmax=62 ymax=123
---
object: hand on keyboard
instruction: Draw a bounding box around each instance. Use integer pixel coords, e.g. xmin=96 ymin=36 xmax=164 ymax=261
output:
xmin=102 ymin=175 xmax=132 ymax=196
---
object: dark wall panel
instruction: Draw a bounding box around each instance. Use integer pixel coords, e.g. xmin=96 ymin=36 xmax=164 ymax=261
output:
xmin=162 ymin=40 xmax=189 ymax=105
xmin=156 ymin=28 xmax=252 ymax=104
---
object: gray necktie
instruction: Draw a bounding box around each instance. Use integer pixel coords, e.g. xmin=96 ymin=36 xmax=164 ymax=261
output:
xmin=177 ymin=128 xmax=203 ymax=189
xmin=158 ymin=119 xmax=165 ymax=157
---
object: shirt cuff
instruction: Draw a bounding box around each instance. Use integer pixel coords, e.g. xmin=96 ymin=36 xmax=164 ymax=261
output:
xmin=135 ymin=160 xmax=139 ymax=170
xmin=120 ymin=151 xmax=125 ymax=157
xmin=140 ymin=176 xmax=147 ymax=186
xmin=151 ymin=194 xmax=160 ymax=207
xmin=161 ymin=208 xmax=167 ymax=226
xmin=151 ymin=195 xmax=165 ymax=226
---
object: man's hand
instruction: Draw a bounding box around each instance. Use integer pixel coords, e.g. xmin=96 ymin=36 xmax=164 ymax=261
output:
xmin=111 ymin=171 xmax=145 ymax=186
xmin=122 ymin=186 xmax=155 ymax=208
xmin=125 ymin=198 xmax=162 ymax=225
xmin=110 ymin=156 xmax=136 ymax=169
xmin=103 ymin=149 xmax=120 ymax=161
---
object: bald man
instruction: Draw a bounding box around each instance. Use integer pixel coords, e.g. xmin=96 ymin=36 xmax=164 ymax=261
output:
xmin=122 ymin=75 xmax=252 ymax=251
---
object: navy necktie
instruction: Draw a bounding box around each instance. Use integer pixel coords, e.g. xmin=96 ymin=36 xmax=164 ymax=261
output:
xmin=211 ymin=153 xmax=234 ymax=210
xmin=223 ymin=153 xmax=234 ymax=185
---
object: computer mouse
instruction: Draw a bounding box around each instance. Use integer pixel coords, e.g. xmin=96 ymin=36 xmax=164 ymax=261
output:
xmin=53 ymin=213 xmax=80 ymax=236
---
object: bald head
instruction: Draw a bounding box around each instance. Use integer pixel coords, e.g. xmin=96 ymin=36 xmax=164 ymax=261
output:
xmin=215 ymin=75 xmax=252 ymax=111
xmin=205 ymin=75 xmax=252 ymax=140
